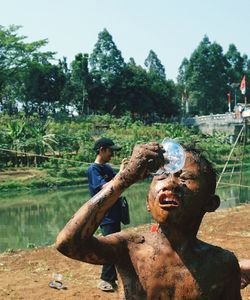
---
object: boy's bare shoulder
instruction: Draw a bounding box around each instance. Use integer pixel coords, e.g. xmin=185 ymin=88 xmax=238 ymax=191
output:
xmin=198 ymin=239 xmax=239 ymax=270
xmin=115 ymin=230 xmax=146 ymax=244
xmin=117 ymin=230 xmax=163 ymax=245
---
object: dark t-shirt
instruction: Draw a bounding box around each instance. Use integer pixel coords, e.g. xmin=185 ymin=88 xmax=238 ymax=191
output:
xmin=87 ymin=163 xmax=122 ymax=225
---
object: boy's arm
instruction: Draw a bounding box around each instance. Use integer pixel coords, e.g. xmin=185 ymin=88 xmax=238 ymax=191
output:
xmin=239 ymin=259 xmax=250 ymax=289
xmin=221 ymin=254 xmax=242 ymax=300
xmin=55 ymin=143 xmax=164 ymax=264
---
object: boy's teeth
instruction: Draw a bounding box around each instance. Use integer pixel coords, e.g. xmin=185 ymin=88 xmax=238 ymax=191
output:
xmin=161 ymin=199 xmax=178 ymax=205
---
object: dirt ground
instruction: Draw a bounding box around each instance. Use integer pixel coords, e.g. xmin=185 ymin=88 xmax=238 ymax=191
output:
xmin=0 ymin=204 xmax=250 ymax=300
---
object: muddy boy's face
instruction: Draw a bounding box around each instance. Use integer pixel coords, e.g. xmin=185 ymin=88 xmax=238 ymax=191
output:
xmin=147 ymin=152 xmax=210 ymax=226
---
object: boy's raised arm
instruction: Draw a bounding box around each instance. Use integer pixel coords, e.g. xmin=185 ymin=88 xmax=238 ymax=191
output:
xmin=55 ymin=143 xmax=164 ymax=264
xmin=56 ymin=170 xmax=127 ymax=263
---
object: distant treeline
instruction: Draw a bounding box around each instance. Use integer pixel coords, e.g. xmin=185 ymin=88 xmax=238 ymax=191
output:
xmin=0 ymin=25 xmax=249 ymax=118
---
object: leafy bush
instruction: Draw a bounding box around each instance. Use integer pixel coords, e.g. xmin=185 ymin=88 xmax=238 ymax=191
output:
xmin=1 ymin=113 xmax=247 ymax=188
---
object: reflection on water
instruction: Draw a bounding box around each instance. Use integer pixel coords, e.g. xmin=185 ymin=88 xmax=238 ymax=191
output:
xmin=0 ymin=187 xmax=90 ymax=252
xmin=0 ymin=177 xmax=249 ymax=252
xmin=217 ymin=171 xmax=250 ymax=209
xmin=0 ymin=183 xmax=152 ymax=252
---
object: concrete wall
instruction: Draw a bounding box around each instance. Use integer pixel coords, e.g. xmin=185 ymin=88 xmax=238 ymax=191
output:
xmin=181 ymin=113 xmax=247 ymax=139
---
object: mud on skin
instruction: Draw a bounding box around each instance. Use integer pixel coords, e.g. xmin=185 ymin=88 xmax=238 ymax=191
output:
xmin=55 ymin=145 xmax=242 ymax=300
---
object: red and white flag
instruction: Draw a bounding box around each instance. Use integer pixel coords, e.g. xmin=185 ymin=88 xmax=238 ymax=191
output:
xmin=240 ymin=75 xmax=246 ymax=95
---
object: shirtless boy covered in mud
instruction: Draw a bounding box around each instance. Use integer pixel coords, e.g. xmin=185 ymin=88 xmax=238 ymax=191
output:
xmin=56 ymin=142 xmax=241 ymax=299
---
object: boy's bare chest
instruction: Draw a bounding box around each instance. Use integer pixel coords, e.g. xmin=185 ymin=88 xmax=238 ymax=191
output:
xmin=126 ymin=243 xmax=223 ymax=299
xmin=132 ymin=256 xmax=200 ymax=298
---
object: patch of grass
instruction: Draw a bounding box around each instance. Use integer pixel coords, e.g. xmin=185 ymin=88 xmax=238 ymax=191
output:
xmin=0 ymin=168 xmax=88 ymax=191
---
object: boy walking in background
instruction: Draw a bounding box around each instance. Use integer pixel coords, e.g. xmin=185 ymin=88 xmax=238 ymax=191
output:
xmin=87 ymin=137 xmax=124 ymax=292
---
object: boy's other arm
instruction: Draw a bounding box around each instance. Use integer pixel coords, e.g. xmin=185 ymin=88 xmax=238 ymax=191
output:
xmin=239 ymin=259 xmax=250 ymax=289
xmin=221 ymin=254 xmax=242 ymax=300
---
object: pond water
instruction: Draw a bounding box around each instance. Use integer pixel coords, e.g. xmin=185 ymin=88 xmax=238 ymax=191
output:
xmin=0 ymin=174 xmax=249 ymax=252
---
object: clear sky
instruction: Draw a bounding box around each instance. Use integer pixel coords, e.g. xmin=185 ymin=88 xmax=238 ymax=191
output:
xmin=1 ymin=0 xmax=250 ymax=81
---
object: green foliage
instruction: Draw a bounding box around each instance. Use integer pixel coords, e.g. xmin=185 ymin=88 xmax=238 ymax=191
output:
xmin=89 ymin=28 xmax=125 ymax=81
xmin=0 ymin=25 xmax=56 ymax=115
xmin=226 ymin=44 xmax=244 ymax=86
xmin=69 ymin=53 xmax=91 ymax=115
xmin=177 ymin=35 xmax=250 ymax=116
xmin=5 ymin=248 xmax=15 ymax=253
xmin=183 ymin=36 xmax=228 ymax=115
xmin=0 ymin=181 xmax=23 ymax=191
xmin=1 ymin=113 xmax=250 ymax=191
xmin=27 ymin=243 xmax=36 ymax=249
xmin=1 ymin=25 xmax=250 ymax=118
xmin=21 ymin=60 xmax=67 ymax=115
xmin=144 ymin=50 xmax=166 ymax=79
xmin=1 ymin=25 xmax=250 ymax=182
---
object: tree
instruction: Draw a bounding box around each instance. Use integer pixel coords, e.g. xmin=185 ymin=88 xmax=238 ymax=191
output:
xmin=177 ymin=58 xmax=189 ymax=86
xmin=57 ymin=57 xmax=73 ymax=114
xmin=21 ymin=60 xmax=66 ymax=115
xmin=182 ymin=36 xmax=228 ymax=115
xmin=144 ymin=50 xmax=166 ymax=79
xmin=89 ymin=28 xmax=125 ymax=82
xmin=240 ymin=55 xmax=250 ymax=103
xmin=176 ymin=58 xmax=189 ymax=114
xmin=89 ymin=28 xmax=125 ymax=113
xmin=225 ymin=44 xmax=244 ymax=85
xmin=0 ymin=25 xmax=55 ymax=114
xmin=225 ymin=44 xmax=245 ymax=105
xmin=113 ymin=63 xmax=152 ymax=116
xmin=111 ymin=62 xmax=176 ymax=119
xmin=147 ymin=72 xmax=177 ymax=118
xmin=70 ymin=53 xmax=91 ymax=115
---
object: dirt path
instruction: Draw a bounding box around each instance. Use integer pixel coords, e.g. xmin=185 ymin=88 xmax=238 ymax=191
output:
xmin=1 ymin=204 xmax=250 ymax=300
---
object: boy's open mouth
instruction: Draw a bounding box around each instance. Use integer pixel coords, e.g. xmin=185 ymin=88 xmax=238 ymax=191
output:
xmin=158 ymin=193 xmax=180 ymax=207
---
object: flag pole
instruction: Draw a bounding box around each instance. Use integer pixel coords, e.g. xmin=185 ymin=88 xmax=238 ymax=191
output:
xmin=227 ymin=92 xmax=231 ymax=112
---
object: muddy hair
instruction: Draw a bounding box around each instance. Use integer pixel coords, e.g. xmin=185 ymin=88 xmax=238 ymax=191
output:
xmin=182 ymin=142 xmax=217 ymax=194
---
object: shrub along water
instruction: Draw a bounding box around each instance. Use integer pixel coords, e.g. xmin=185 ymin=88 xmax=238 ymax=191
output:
xmin=0 ymin=113 xmax=249 ymax=191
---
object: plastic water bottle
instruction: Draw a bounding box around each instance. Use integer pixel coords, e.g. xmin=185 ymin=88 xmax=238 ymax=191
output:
xmin=52 ymin=273 xmax=63 ymax=281
xmin=154 ymin=138 xmax=186 ymax=175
